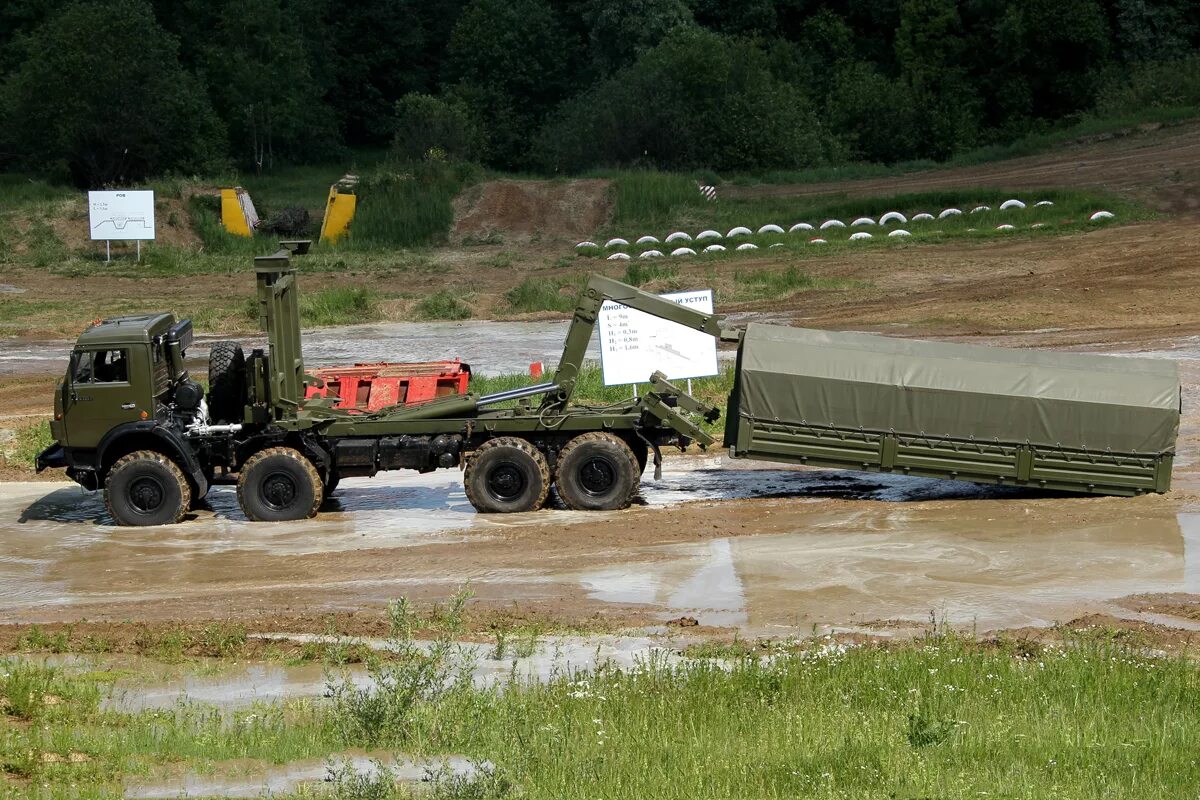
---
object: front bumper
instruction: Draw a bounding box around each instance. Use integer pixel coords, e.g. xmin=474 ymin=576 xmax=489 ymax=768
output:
xmin=35 ymin=444 xmax=67 ymax=473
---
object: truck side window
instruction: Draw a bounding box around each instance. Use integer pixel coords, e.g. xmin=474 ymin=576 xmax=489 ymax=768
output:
xmin=73 ymin=349 xmax=128 ymax=384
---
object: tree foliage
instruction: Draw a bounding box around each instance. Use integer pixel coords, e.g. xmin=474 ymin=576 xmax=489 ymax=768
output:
xmin=0 ymin=0 xmax=224 ymax=186
xmin=0 ymin=0 xmax=1198 ymax=184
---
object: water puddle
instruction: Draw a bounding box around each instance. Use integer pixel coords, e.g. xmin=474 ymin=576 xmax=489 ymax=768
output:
xmin=123 ymin=751 xmax=479 ymax=799
xmin=1 ymin=457 xmax=990 ymax=618
xmin=576 ymin=509 xmax=1200 ymax=632
xmin=85 ymin=634 xmax=679 ymax=713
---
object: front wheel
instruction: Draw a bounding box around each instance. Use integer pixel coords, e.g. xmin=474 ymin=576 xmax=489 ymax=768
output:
xmin=105 ymin=450 xmax=191 ymax=526
xmin=463 ymin=437 xmax=549 ymax=513
xmin=554 ymin=432 xmax=640 ymax=511
xmin=237 ymin=447 xmax=323 ymax=522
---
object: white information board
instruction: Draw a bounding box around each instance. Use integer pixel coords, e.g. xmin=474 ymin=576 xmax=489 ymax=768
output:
xmin=88 ymin=190 xmax=155 ymax=241
xmin=598 ymin=289 xmax=718 ymax=386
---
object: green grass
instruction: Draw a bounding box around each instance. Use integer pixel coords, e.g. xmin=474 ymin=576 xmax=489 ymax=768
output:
xmin=0 ymin=420 xmax=53 ymax=470
xmin=504 ymin=276 xmax=585 ymax=314
xmin=3 ymin=625 xmax=1199 ymax=798
xmin=605 ymin=170 xmax=708 ymax=230
xmin=734 ymin=266 xmax=853 ymax=301
xmin=416 ymin=290 xmax=473 ymax=321
xmin=621 ymin=261 xmax=678 ymax=287
xmin=298 ymin=286 xmax=382 ymax=327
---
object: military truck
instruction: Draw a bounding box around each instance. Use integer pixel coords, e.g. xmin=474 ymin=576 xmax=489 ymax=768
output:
xmin=36 ymin=242 xmax=1179 ymax=526
xmin=36 ymin=243 xmax=724 ymax=526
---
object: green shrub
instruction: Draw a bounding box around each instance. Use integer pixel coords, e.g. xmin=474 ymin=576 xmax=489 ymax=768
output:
xmin=393 ymin=93 xmax=484 ymax=163
xmin=504 ymin=277 xmax=581 ymax=314
xmin=417 ymin=290 xmax=473 ymax=320
xmin=299 ymin=287 xmax=380 ymax=327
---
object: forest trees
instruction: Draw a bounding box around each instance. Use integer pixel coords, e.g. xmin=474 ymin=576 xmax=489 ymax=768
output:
xmin=0 ymin=0 xmax=1197 ymax=185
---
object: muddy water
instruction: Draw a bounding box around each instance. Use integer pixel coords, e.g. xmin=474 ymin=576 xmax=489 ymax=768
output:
xmin=575 ymin=507 xmax=1200 ymax=631
xmin=123 ymin=751 xmax=480 ymax=799
xmin=0 ymin=458 xmax=1022 ymax=620
xmin=0 ymin=319 xmax=593 ymax=377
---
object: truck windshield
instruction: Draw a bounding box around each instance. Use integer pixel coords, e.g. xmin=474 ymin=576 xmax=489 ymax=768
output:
xmin=73 ymin=349 xmax=129 ymax=384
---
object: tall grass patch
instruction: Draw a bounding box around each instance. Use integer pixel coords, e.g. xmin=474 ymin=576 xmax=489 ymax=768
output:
xmin=298 ymin=286 xmax=381 ymax=327
xmin=351 ymin=161 xmax=477 ymax=248
xmin=504 ymin=276 xmax=584 ymax=314
xmin=416 ymin=290 xmax=472 ymax=320
xmin=609 ymin=170 xmax=707 ymax=230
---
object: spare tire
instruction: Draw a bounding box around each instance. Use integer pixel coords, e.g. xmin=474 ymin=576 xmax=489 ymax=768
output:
xmin=208 ymin=341 xmax=246 ymax=423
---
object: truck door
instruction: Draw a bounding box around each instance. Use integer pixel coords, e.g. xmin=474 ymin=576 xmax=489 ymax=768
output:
xmin=62 ymin=347 xmax=144 ymax=449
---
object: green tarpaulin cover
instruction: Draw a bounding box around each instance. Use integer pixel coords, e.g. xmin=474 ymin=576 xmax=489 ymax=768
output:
xmin=738 ymin=323 xmax=1180 ymax=455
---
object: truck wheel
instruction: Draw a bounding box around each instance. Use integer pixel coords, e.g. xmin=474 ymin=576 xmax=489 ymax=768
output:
xmin=464 ymin=437 xmax=549 ymax=513
xmin=208 ymin=341 xmax=246 ymax=424
xmin=105 ymin=450 xmax=191 ymax=526
xmin=237 ymin=447 xmax=323 ymax=522
xmin=555 ymin=432 xmax=640 ymax=511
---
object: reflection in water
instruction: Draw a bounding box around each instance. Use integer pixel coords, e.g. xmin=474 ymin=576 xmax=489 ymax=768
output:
xmin=579 ymin=510 xmax=1200 ymax=632
xmin=123 ymin=752 xmax=480 ymax=799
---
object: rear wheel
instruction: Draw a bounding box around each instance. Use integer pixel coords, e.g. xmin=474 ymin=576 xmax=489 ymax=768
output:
xmin=237 ymin=447 xmax=323 ymax=522
xmin=105 ymin=450 xmax=191 ymax=526
xmin=208 ymin=341 xmax=246 ymax=424
xmin=464 ymin=437 xmax=549 ymax=513
xmin=554 ymin=432 xmax=640 ymax=511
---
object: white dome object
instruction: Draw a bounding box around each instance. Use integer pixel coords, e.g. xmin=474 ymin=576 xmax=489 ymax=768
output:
xmin=888 ymin=229 xmax=911 ymax=237
xmin=819 ymin=219 xmax=845 ymax=230
xmin=809 ymin=238 xmax=828 ymax=244
xmin=996 ymin=224 xmax=1015 ymax=231
xmin=726 ymin=226 xmax=753 ymax=238
xmin=736 ymin=242 xmax=759 ymax=251
xmin=938 ymin=208 xmax=962 ymax=219
xmin=851 ymin=216 xmax=876 ymax=227
xmin=1030 ymin=223 xmax=1046 ymax=229
xmin=1034 ymin=200 xmax=1054 ymax=207
xmin=999 ymin=199 xmax=1026 ymax=211
xmin=1089 ymin=210 xmax=1115 ymax=221
xmin=605 ymin=237 xmax=629 ymax=248
xmin=879 ymin=211 xmax=907 ymax=225
xmin=849 ymin=231 xmax=873 ymax=241
xmin=769 ymin=243 xmax=785 ymax=248
xmin=607 ymin=252 xmax=630 ymax=260
xmin=695 ymin=229 xmax=722 ymax=241
xmin=664 ymin=231 xmax=692 ymax=243
xmin=911 ymin=213 xmax=935 ymax=222
xmin=966 ymin=228 xmax=978 ymax=232
xmin=639 ymin=250 xmax=664 ymax=258
xmin=789 ymin=222 xmax=814 ymax=233
xmin=970 ymin=205 xmax=991 ymax=214
xmin=670 ymin=247 xmax=697 ymax=257
xmin=702 ymin=244 xmax=727 ymax=253
xmin=757 ymin=223 xmax=785 ymax=235
xmin=575 ymin=241 xmax=598 ymax=249
xmin=635 ymin=235 xmax=659 ymax=245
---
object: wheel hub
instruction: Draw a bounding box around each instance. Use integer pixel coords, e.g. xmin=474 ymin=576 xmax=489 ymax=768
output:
xmin=488 ymin=462 xmax=526 ymax=501
xmin=261 ymin=471 xmax=298 ymax=510
xmin=128 ymin=476 xmax=164 ymax=512
xmin=579 ymin=457 xmax=616 ymax=496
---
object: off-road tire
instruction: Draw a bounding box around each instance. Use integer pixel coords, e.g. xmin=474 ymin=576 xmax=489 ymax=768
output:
xmin=208 ymin=341 xmax=246 ymax=424
xmin=237 ymin=447 xmax=323 ymax=522
xmin=105 ymin=450 xmax=191 ymax=526
xmin=464 ymin=437 xmax=550 ymax=513
xmin=554 ymin=432 xmax=640 ymax=511
xmin=625 ymin=437 xmax=650 ymax=475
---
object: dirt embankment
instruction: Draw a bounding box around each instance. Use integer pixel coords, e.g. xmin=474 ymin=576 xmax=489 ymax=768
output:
xmin=727 ymin=121 xmax=1200 ymax=215
xmin=451 ymin=179 xmax=612 ymax=244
